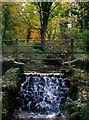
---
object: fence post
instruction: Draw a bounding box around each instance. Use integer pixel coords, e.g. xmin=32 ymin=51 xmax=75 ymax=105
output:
xmin=16 ymin=38 xmax=18 ymax=60
xmin=71 ymin=38 xmax=74 ymax=60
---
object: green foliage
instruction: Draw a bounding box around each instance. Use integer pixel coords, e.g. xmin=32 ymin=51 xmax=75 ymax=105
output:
xmin=78 ymin=2 xmax=89 ymax=30
xmin=2 ymin=91 xmax=13 ymax=120
xmin=68 ymin=68 xmax=84 ymax=82
xmin=64 ymin=101 xmax=89 ymax=120
xmin=2 ymin=3 xmax=18 ymax=39
xmin=2 ymin=89 xmax=20 ymax=120
xmin=82 ymin=30 xmax=89 ymax=53
xmin=65 ymin=27 xmax=80 ymax=39
xmin=45 ymin=39 xmax=70 ymax=62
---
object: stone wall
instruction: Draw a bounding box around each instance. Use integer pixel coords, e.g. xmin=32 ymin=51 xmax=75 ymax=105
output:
xmin=2 ymin=58 xmax=24 ymax=75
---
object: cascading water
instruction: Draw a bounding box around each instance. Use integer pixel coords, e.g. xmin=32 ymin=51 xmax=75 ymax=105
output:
xmin=19 ymin=73 xmax=69 ymax=118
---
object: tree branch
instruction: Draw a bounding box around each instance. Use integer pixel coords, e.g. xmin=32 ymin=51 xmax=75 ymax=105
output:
xmin=50 ymin=2 xmax=60 ymax=14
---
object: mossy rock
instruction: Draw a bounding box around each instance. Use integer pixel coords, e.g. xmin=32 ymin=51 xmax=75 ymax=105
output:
xmin=2 ymin=68 xmax=21 ymax=120
xmin=2 ymin=58 xmax=24 ymax=75
xmin=71 ymin=59 xmax=89 ymax=72
xmin=2 ymin=68 xmax=20 ymax=87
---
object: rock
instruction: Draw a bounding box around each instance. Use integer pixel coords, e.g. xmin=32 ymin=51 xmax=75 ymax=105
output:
xmin=11 ymin=116 xmax=65 ymax=120
xmin=63 ymin=59 xmax=89 ymax=72
xmin=55 ymin=113 xmax=62 ymax=118
xmin=2 ymin=58 xmax=24 ymax=75
xmin=2 ymin=68 xmax=20 ymax=87
xmin=64 ymin=79 xmax=70 ymax=88
xmin=14 ymin=61 xmax=24 ymax=73
xmin=2 ymin=68 xmax=21 ymax=120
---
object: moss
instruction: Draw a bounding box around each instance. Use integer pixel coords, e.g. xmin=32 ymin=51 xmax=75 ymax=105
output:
xmin=2 ymin=68 xmax=20 ymax=87
xmin=2 ymin=68 xmax=21 ymax=120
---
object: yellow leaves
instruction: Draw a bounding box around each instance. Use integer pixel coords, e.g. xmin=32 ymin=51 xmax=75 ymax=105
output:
xmin=22 ymin=29 xmax=40 ymax=40
xmin=11 ymin=7 xmax=17 ymax=12
xmin=30 ymin=30 xmax=40 ymax=40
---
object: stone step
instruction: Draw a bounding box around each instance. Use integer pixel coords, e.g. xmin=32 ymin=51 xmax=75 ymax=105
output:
xmin=11 ymin=116 xmax=67 ymax=120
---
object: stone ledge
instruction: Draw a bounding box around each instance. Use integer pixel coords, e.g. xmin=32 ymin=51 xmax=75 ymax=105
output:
xmin=2 ymin=58 xmax=24 ymax=75
xmin=11 ymin=116 xmax=67 ymax=120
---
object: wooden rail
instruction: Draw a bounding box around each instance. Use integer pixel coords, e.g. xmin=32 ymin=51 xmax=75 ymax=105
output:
xmin=2 ymin=38 xmax=88 ymax=61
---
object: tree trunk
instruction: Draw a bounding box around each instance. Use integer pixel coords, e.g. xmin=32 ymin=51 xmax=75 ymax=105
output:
xmin=40 ymin=27 xmax=46 ymax=47
xmin=37 ymin=2 xmax=53 ymax=49
xmin=26 ymin=28 xmax=31 ymax=42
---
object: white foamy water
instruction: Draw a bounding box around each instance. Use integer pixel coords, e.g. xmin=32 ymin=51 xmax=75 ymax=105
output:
xmin=19 ymin=74 xmax=69 ymax=118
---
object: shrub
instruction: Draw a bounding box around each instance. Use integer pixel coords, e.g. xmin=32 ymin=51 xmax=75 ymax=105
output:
xmin=64 ymin=101 xmax=89 ymax=120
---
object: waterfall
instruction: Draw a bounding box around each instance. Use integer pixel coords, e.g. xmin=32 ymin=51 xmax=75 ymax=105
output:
xmin=19 ymin=73 xmax=69 ymax=118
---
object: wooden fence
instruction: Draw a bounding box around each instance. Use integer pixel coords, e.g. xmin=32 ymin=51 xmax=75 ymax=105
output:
xmin=2 ymin=38 xmax=88 ymax=72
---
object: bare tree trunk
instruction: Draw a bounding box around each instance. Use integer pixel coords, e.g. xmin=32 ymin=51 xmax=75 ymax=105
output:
xmin=26 ymin=28 xmax=31 ymax=42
